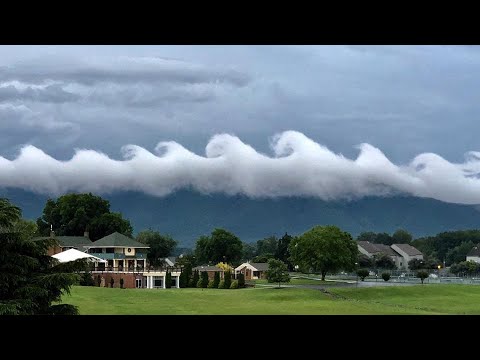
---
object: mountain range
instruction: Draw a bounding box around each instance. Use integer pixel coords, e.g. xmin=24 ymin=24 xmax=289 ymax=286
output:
xmin=1 ymin=188 xmax=479 ymax=247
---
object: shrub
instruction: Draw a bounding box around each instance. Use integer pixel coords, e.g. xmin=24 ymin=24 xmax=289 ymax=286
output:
xmin=224 ymin=270 xmax=232 ymax=289
xmin=213 ymin=271 xmax=220 ymax=288
xmin=357 ymin=269 xmax=369 ymax=281
xmin=230 ymin=280 xmax=239 ymax=289
xmin=120 ymin=278 xmax=124 ymax=289
xmin=96 ymin=275 xmax=101 ymax=287
xmin=197 ymin=279 xmax=203 ymax=288
xmin=237 ymin=273 xmax=245 ymax=288
xmin=179 ymin=271 xmax=186 ymax=288
xmin=417 ymin=270 xmax=429 ymax=284
xmin=201 ymin=271 xmax=209 ymax=288
xmin=191 ymin=270 xmax=199 ymax=288
xmin=166 ymin=272 xmax=172 ymax=289
xmin=110 ymin=277 xmax=115 ymax=288
xmin=218 ymin=280 xmax=225 ymax=289
xmin=381 ymin=272 xmax=391 ymax=282
xmin=207 ymin=280 xmax=215 ymax=288
xmin=80 ymin=272 xmax=95 ymax=286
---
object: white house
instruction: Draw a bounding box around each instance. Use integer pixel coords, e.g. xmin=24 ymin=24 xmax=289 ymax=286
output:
xmin=390 ymin=243 xmax=423 ymax=269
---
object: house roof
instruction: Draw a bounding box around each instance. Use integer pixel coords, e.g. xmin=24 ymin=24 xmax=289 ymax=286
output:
xmin=392 ymin=243 xmax=423 ymax=256
xmin=467 ymin=244 xmax=480 ymax=257
xmin=374 ymin=244 xmax=401 ymax=257
xmin=357 ymin=241 xmax=383 ymax=254
xmin=248 ymin=263 xmax=269 ymax=271
xmin=193 ymin=265 xmax=224 ymax=272
xmin=87 ymin=232 xmax=149 ymax=248
xmin=33 ymin=235 xmax=92 ymax=249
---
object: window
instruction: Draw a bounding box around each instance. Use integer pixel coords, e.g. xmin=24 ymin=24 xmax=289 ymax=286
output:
xmin=153 ymin=277 xmax=163 ymax=288
xmin=106 ymin=248 xmax=114 ymax=253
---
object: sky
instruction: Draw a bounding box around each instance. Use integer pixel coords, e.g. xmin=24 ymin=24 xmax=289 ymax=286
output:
xmin=1 ymin=45 xmax=480 ymax=204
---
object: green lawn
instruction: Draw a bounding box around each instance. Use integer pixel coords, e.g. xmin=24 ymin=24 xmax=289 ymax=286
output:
xmin=60 ymin=284 xmax=480 ymax=315
xmin=250 ymin=278 xmax=343 ymax=286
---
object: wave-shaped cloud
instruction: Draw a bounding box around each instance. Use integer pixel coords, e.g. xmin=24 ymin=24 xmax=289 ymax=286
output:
xmin=0 ymin=131 xmax=479 ymax=204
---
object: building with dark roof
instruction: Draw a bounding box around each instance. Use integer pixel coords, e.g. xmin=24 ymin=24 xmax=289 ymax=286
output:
xmin=33 ymin=231 xmax=92 ymax=255
xmin=235 ymin=262 xmax=270 ymax=280
xmin=358 ymin=241 xmax=423 ymax=270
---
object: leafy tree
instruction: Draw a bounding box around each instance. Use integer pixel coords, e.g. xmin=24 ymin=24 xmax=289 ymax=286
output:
xmin=357 ymin=269 xmax=369 ymax=281
xmin=416 ymin=270 xmax=429 ymax=284
xmin=275 ymin=233 xmax=294 ymax=270
xmin=372 ymin=232 xmax=394 ymax=245
xmin=408 ymin=258 xmax=426 ymax=270
xmin=166 ymin=271 xmax=172 ymax=288
xmin=176 ymin=254 xmax=197 ymax=268
xmin=80 ymin=271 xmax=95 ymax=286
xmin=213 ymin=271 xmax=220 ymax=288
xmin=392 ymin=229 xmax=413 ymax=244
xmin=242 ymin=242 xmax=257 ymax=261
xmin=381 ymin=272 xmax=391 ymax=282
xmin=265 ymin=259 xmax=290 ymax=288
xmin=136 ymin=229 xmax=177 ymax=267
xmin=215 ymin=262 xmax=234 ymax=272
xmin=1 ymin=198 xmax=79 ymax=314
xmin=357 ymin=232 xmax=377 ymax=242
xmin=224 ymin=270 xmax=232 ymax=289
xmin=194 ymin=228 xmax=243 ymax=265
xmin=373 ymin=254 xmax=395 ymax=270
xmin=191 ymin=269 xmax=199 ymax=288
xmin=446 ymin=241 xmax=475 ymax=265
xmin=110 ymin=277 xmax=115 ymax=288
xmin=251 ymin=254 xmax=274 ymax=263
xmin=237 ymin=273 xmax=245 ymax=288
xmin=289 ymin=225 xmax=357 ymax=281
xmin=358 ymin=254 xmax=374 ymax=268
xmin=256 ymin=236 xmax=278 ymax=257
xmin=201 ymin=271 xmax=209 ymax=288
xmin=36 ymin=193 xmax=132 ymax=240
xmin=0 ymin=198 xmax=22 ymax=229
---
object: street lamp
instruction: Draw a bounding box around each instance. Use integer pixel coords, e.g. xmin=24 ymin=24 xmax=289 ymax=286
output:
xmin=438 ymin=264 xmax=441 ymax=283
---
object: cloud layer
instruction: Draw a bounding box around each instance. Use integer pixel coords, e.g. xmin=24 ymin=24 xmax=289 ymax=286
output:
xmin=0 ymin=130 xmax=479 ymax=205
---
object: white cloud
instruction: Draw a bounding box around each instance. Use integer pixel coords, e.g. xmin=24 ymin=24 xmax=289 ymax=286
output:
xmin=0 ymin=130 xmax=479 ymax=204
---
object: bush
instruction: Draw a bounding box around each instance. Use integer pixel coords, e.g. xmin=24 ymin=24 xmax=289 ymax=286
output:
xmin=192 ymin=270 xmax=199 ymax=288
xmin=416 ymin=270 xmax=429 ymax=284
xmin=166 ymin=272 xmax=172 ymax=289
xmin=218 ymin=280 xmax=225 ymax=289
xmin=357 ymin=268 xmax=369 ymax=281
xmin=197 ymin=279 xmax=203 ymax=288
xmin=201 ymin=271 xmax=209 ymax=288
xmin=207 ymin=280 xmax=215 ymax=288
xmin=120 ymin=278 xmax=124 ymax=289
xmin=213 ymin=271 xmax=220 ymax=288
xmin=230 ymin=280 xmax=239 ymax=289
xmin=381 ymin=272 xmax=390 ymax=282
xmin=179 ymin=271 xmax=186 ymax=288
xmin=224 ymin=270 xmax=232 ymax=289
xmin=237 ymin=273 xmax=245 ymax=288
xmin=80 ymin=272 xmax=95 ymax=286
xmin=110 ymin=277 xmax=115 ymax=288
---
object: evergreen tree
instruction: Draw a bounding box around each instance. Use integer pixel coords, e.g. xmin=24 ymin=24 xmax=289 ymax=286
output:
xmin=224 ymin=270 xmax=232 ymax=289
xmin=237 ymin=273 xmax=245 ymax=288
xmin=191 ymin=269 xmax=199 ymax=287
xmin=201 ymin=271 xmax=209 ymax=288
xmin=213 ymin=271 xmax=220 ymax=288
xmin=166 ymin=271 xmax=172 ymax=288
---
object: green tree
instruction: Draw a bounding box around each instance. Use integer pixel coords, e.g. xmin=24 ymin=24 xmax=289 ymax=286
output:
xmin=416 ymin=270 xmax=429 ymax=284
xmin=237 ymin=273 xmax=245 ymax=288
xmin=289 ymin=225 xmax=357 ymax=281
xmin=136 ymin=229 xmax=177 ymax=267
xmin=392 ymin=229 xmax=413 ymax=244
xmin=372 ymin=232 xmax=394 ymax=245
xmin=36 ymin=193 xmax=132 ymax=240
xmin=1 ymin=198 xmax=80 ymax=314
xmin=446 ymin=241 xmax=475 ymax=265
xmin=166 ymin=271 xmax=172 ymax=288
xmin=201 ymin=271 xmax=209 ymax=288
xmin=357 ymin=269 xmax=369 ymax=281
xmin=80 ymin=271 xmax=95 ymax=286
xmin=265 ymin=258 xmax=290 ymax=288
xmin=179 ymin=270 xmax=187 ymax=288
xmin=357 ymin=232 xmax=377 ymax=242
xmin=0 ymin=198 xmax=21 ymax=229
xmin=242 ymin=242 xmax=257 ymax=261
xmin=194 ymin=228 xmax=243 ymax=265
xmin=358 ymin=254 xmax=374 ymax=268
xmin=408 ymin=258 xmax=426 ymax=270
xmin=373 ymin=254 xmax=395 ymax=270
xmin=381 ymin=272 xmax=391 ymax=282
xmin=213 ymin=271 xmax=220 ymax=288
xmin=224 ymin=270 xmax=232 ymax=289
xmin=256 ymin=236 xmax=278 ymax=257
xmin=275 ymin=233 xmax=294 ymax=271
xmin=251 ymin=254 xmax=275 ymax=263
xmin=191 ymin=270 xmax=199 ymax=288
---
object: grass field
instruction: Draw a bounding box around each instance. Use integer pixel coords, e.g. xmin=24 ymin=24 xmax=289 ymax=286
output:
xmin=60 ymin=284 xmax=480 ymax=315
xmin=250 ymin=278 xmax=344 ymax=286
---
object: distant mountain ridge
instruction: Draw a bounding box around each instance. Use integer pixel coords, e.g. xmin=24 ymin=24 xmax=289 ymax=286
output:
xmin=1 ymin=188 xmax=479 ymax=247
